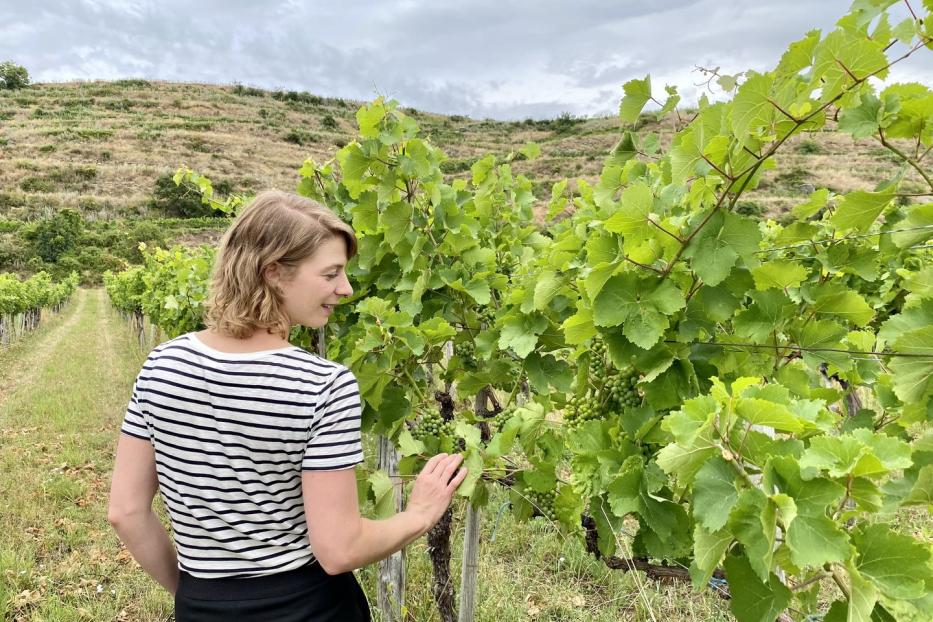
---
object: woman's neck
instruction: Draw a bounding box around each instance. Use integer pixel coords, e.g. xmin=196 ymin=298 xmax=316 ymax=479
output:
xmin=195 ymin=328 xmax=291 ymax=353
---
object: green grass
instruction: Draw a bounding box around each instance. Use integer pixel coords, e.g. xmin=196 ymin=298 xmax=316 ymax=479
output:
xmin=0 ymin=290 xmax=172 ymax=621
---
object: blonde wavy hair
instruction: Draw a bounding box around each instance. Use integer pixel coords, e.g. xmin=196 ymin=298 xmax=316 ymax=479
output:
xmin=205 ymin=190 xmax=357 ymax=339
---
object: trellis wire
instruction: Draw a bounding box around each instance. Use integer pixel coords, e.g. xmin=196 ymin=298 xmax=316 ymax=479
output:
xmin=753 ymin=223 xmax=933 ymax=254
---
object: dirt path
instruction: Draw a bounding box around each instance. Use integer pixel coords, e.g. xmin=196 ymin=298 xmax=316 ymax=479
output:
xmin=0 ymin=287 xmax=88 ymax=407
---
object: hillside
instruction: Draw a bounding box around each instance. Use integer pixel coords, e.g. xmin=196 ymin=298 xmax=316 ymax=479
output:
xmin=0 ymin=79 xmax=926 ymax=238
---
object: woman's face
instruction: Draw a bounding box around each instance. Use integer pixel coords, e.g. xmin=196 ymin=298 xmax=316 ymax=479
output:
xmin=271 ymin=236 xmax=353 ymax=329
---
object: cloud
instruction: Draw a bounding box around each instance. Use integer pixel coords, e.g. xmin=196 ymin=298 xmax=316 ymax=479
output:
xmin=2 ymin=0 xmax=931 ymax=120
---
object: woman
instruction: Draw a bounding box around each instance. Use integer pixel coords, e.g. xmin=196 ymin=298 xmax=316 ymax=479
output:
xmin=108 ymin=190 xmax=467 ymax=621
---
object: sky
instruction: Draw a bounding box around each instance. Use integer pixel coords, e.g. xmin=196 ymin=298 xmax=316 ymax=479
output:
xmin=2 ymin=0 xmax=932 ymax=120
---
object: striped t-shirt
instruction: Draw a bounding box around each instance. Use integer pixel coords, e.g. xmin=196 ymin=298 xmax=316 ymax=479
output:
xmin=120 ymin=332 xmax=364 ymax=578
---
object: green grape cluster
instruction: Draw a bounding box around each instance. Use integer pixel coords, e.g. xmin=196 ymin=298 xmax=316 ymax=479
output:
xmin=589 ymin=337 xmax=607 ymax=379
xmin=478 ymin=305 xmax=496 ymax=325
xmin=491 ymin=407 xmax=515 ymax=430
xmin=526 ymin=488 xmax=557 ymax=521
xmin=564 ymin=394 xmax=603 ymax=430
xmin=607 ymin=367 xmax=640 ymax=408
xmin=453 ymin=340 xmax=475 ymax=362
xmin=412 ymin=410 xmax=455 ymax=440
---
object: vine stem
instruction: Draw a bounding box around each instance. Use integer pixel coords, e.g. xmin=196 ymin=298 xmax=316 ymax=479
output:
xmin=402 ymin=367 xmax=426 ymax=402
xmin=878 ymin=128 xmax=933 ymax=192
xmin=623 ymin=254 xmax=664 ymax=274
xmin=791 ymin=571 xmax=830 ymax=592
xmin=829 ymin=565 xmax=851 ymax=600
xmin=647 ymin=217 xmax=685 ymax=243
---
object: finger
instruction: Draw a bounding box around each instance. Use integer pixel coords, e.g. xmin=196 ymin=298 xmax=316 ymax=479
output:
xmin=423 ymin=453 xmax=448 ymax=475
xmin=446 ymin=467 xmax=468 ymax=492
xmin=437 ymin=454 xmax=463 ymax=484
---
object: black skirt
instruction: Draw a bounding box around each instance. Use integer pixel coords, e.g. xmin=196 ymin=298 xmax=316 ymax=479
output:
xmin=174 ymin=562 xmax=371 ymax=622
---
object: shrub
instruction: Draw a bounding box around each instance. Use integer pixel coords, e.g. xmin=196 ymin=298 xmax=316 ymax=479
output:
xmin=0 ymin=233 xmax=30 ymax=269
xmin=735 ymin=200 xmax=766 ymax=217
xmin=186 ymin=137 xmax=211 ymax=153
xmin=284 ymin=129 xmax=317 ymax=146
xmin=320 ymin=114 xmax=339 ymax=130
xmin=20 ymin=176 xmax=55 ymax=193
xmin=233 ymin=82 xmax=265 ymax=97
xmin=440 ymin=159 xmax=472 ymax=174
xmin=104 ymin=98 xmax=134 ymax=111
xmin=272 ymin=90 xmax=323 ymax=105
xmin=181 ymin=120 xmax=213 ymax=131
xmin=0 ymin=61 xmax=30 ymax=90
xmin=551 ymin=112 xmax=584 ymax=134
xmin=113 ymin=79 xmax=151 ymax=88
xmin=149 ymin=173 xmax=233 ymax=218
xmin=797 ymin=139 xmax=821 ymax=154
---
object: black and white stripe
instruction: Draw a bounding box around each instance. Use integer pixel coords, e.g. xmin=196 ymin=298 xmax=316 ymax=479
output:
xmin=121 ymin=333 xmax=363 ymax=578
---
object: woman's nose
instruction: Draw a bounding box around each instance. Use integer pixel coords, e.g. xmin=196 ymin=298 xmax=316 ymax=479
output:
xmin=337 ymin=275 xmax=353 ymax=298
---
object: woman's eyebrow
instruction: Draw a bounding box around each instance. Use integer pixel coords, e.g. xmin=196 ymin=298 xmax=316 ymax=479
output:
xmin=322 ymin=263 xmax=345 ymax=271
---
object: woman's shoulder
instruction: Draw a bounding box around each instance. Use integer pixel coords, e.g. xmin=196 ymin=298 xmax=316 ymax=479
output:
xmin=144 ymin=333 xmax=195 ymax=359
xmin=281 ymin=349 xmax=353 ymax=378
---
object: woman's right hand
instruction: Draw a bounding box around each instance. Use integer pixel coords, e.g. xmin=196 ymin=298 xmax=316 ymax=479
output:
xmin=406 ymin=453 xmax=468 ymax=533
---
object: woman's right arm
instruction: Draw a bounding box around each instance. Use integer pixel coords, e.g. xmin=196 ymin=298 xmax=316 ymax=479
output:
xmin=302 ymin=452 xmax=467 ymax=575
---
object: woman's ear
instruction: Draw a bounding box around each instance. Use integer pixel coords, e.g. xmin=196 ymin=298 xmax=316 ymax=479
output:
xmin=263 ymin=263 xmax=281 ymax=290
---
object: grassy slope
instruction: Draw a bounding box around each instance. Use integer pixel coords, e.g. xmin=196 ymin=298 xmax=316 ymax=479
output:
xmin=1 ymin=80 xmax=926 ymax=234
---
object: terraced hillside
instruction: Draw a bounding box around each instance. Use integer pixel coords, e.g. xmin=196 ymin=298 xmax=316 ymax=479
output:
xmin=0 ymin=79 xmax=927 ymax=229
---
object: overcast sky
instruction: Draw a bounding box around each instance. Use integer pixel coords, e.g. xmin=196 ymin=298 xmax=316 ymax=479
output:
xmin=3 ymin=0 xmax=932 ymax=120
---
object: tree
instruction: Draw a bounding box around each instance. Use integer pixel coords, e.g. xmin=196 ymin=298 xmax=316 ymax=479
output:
xmin=0 ymin=61 xmax=30 ymax=90
xmin=25 ymin=209 xmax=83 ymax=262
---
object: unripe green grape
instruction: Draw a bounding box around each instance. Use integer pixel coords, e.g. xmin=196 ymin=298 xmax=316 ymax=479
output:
xmin=412 ymin=409 xmax=451 ymax=440
xmin=564 ymin=393 xmax=604 ymax=431
xmin=526 ymin=487 xmax=558 ymax=521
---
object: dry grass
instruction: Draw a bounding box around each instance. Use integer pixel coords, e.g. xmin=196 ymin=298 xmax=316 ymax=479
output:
xmin=2 ymin=80 xmax=925 ymax=227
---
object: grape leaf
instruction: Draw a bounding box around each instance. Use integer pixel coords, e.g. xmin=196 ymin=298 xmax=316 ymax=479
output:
xmin=731 ymin=72 xmax=777 ymax=147
xmin=889 ymin=325 xmax=933 ymax=405
xmin=729 ymin=488 xmax=777 ymax=582
xmin=752 ymin=261 xmax=808 ymax=290
xmin=787 ymin=512 xmax=851 ymax=568
xmin=854 ymin=523 xmax=930 ymax=599
xmin=690 ymin=525 xmax=732 ymax=589
xmin=619 ymin=75 xmax=652 ymax=124
xmin=724 ymin=552 xmax=791 ymax=622
xmin=693 ymin=457 xmax=739 ymax=531
xmin=830 ymin=189 xmax=895 ymax=234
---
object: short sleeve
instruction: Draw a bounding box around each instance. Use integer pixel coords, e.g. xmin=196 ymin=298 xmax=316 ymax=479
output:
xmin=120 ymin=373 xmax=151 ymax=441
xmin=303 ymin=366 xmax=364 ymax=471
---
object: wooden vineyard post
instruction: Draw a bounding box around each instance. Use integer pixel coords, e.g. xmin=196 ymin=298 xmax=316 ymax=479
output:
xmin=458 ymin=503 xmax=481 ymax=622
xmin=377 ymin=436 xmax=406 ymax=621
xmin=457 ymin=388 xmax=489 ymax=622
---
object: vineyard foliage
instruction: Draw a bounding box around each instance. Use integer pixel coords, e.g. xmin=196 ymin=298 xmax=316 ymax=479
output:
xmin=107 ymin=2 xmax=933 ymax=620
xmin=0 ymin=270 xmax=78 ymax=317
